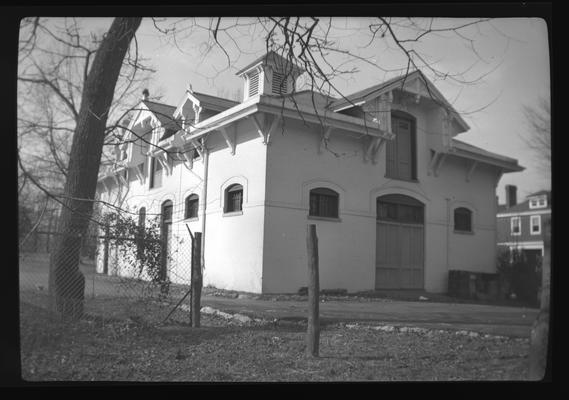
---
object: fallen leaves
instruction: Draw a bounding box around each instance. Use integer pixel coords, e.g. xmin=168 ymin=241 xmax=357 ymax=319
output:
xmin=20 ymin=301 xmax=530 ymax=382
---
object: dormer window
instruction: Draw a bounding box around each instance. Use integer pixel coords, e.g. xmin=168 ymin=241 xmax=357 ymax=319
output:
xmin=529 ymin=195 xmax=547 ymax=209
xmin=248 ymin=71 xmax=260 ymax=97
xmin=271 ymin=71 xmax=288 ymax=95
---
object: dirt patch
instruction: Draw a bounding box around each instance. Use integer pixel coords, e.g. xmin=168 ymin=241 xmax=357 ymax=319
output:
xmin=19 ymin=301 xmax=530 ymax=382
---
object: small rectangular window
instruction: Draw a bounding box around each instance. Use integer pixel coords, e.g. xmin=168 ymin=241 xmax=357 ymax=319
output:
xmin=511 ymin=217 xmax=521 ymax=236
xmin=530 ymin=215 xmax=541 ymax=235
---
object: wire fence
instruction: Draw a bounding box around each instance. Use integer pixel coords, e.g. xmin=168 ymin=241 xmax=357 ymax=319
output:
xmin=19 ymin=216 xmax=198 ymax=327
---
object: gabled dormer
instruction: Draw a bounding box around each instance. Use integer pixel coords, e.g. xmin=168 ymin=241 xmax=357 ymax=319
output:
xmin=527 ymin=191 xmax=550 ymax=209
xmin=329 ymin=70 xmax=469 ymax=150
xmin=109 ymin=90 xmax=178 ymax=180
xmin=235 ymin=51 xmax=306 ymax=101
xmin=173 ymin=85 xmax=239 ymax=128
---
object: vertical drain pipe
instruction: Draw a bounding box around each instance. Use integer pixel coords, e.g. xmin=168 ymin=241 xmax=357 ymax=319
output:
xmin=200 ymin=137 xmax=209 ymax=274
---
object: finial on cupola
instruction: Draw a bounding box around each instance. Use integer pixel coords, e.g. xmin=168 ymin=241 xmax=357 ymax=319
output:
xmin=142 ymin=88 xmax=150 ymax=101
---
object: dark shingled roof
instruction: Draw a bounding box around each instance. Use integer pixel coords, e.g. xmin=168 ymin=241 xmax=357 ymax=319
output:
xmin=142 ymin=100 xmax=177 ymax=126
xmin=329 ymin=70 xmax=422 ymax=110
xmin=451 ymin=139 xmax=520 ymax=165
xmin=191 ymin=91 xmax=239 ymax=111
xmin=142 ymin=100 xmax=181 ymax=141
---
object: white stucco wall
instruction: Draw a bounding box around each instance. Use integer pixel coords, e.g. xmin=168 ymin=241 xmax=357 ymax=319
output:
xmin=97 ymin=99 xmax=501 ymax=295
xmin=96 ymin=120 xmax=268 ymax=293
xmin=199 ymin=125 xmax=267 ymax=293
xmin=262 ymin=102 xmax=501 ymax=294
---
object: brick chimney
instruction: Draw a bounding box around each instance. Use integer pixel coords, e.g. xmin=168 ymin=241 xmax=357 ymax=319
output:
xmin=142 ymin=88 xmax=150 ymax=101
xmin=505 ymin=185 xmax=517 ymax=208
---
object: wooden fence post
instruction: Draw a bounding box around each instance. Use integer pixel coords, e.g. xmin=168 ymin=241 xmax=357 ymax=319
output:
xmin=306 ymin=224 xmax=320 ymax=357
xmin=528 ymin=220 xmax=551 ymax=380
xmin=102 ymin=224 xmax=110 ymax=275
xmin=191 ymin=232 xmax=203 ymax=328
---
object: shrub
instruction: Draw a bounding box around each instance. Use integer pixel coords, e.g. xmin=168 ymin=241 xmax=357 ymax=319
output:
xmin=496 ymin=247 xmax=540 ymax=306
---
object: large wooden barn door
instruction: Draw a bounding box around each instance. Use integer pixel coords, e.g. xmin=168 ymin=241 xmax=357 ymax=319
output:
xmin=375 ymin=194 xmax=424 ymax=289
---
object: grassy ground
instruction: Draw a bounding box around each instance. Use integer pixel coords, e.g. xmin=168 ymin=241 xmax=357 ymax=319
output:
xmin=19 ymin=301 xmax=530 ymax=382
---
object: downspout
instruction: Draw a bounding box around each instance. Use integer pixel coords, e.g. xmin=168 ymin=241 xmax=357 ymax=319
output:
xmin=200 ymin=137 xmax=209 ymax=273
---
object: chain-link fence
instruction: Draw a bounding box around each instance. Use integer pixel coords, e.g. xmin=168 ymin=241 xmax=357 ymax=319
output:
xmin=19 ymin=214 xmax=198 ymax=327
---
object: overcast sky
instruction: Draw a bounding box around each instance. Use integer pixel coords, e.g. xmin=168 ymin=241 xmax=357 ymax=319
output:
xmin=75 ymin=17 xmax=553 ymax=203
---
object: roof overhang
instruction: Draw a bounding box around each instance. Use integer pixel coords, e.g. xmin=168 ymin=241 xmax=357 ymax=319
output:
xmin=446 ymin=141 xmax=524 ymax=173
xmin=171 ymin=94 xmax=388 ymax=146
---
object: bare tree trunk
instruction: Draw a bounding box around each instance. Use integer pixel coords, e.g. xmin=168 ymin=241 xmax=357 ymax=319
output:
xmin=528 ymin=220 xmax=551 ymax=380
xmin=306 ymin=224 xmax=320 ymax=357
xmin=48 ymin=17 xmax=142 ymax=320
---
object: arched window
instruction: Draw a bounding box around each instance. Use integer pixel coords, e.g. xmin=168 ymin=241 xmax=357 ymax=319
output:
xmin=454 ymin=207 xmax=472 ymax=232
xmin=309 ymin=187 xmax=339 ymax=219
xmin=225 ymin=184 xmax=243 ymax=213
xmin=377 ymin=194 xmax=424 ymax=224
xmin=161 ymin=200 xmax=173 ymax=225
xmin=185 ymin=194 xmax=199 ymax=219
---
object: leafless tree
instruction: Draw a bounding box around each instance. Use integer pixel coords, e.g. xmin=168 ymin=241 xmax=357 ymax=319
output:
xmin=19 ymin=17 xmax=144 ymax=318
xmin=522 ymin=96 xmax=551 ymax=176
xmin=18 ymin=17 xmax=155 ymax=213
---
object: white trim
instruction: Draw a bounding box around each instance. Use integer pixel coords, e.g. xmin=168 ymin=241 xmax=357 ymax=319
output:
xmin=529 ymin=195 xmax=547 ymax=209
xmin=530 ymin=215 xmax=542 ymax=235
xmin=510 ymin=216 xmax=521 ymax=236
xmin=497 ymin=209 xmax=551 ymax=218
xmin=498 ymin=242 xmax=544 ymax=255
xmin=498 ymin=241 xmax=544 ymax=247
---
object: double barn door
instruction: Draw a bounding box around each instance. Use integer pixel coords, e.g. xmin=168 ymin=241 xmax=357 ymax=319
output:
xmin=375 ymin=194 xmax=424 ymax=289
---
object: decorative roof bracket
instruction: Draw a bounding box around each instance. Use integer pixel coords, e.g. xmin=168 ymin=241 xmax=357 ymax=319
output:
xmin=219 ymin=126 xmax=236 ymax=155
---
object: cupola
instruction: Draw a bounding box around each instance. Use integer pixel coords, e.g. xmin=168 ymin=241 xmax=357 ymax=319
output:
xmin=236 ymin=51 xmax=305 ymax=101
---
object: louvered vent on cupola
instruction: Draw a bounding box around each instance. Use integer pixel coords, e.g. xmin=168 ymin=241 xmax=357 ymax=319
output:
xmin=271 ymin=71 xmax=288 ymax=95
xmin=237 ymin=52 xmax=306 ymax=102
xmin=248 ymin=71 xmax=260 ymax=97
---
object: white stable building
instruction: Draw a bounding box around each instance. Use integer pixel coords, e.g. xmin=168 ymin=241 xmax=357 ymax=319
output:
xmin=96 ymin=51 xmax=523 ymax=294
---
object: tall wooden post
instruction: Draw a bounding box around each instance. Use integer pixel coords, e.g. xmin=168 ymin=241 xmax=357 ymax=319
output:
xmin=306 ymin=224 xmax=320 ymax=357
xmin=191 ymin=232 xmax=203 ymax=328
xmin=102 ymin=224 xmax=110 ymax=275
xmin=528 ymin=220 xmax=551 ymax=380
